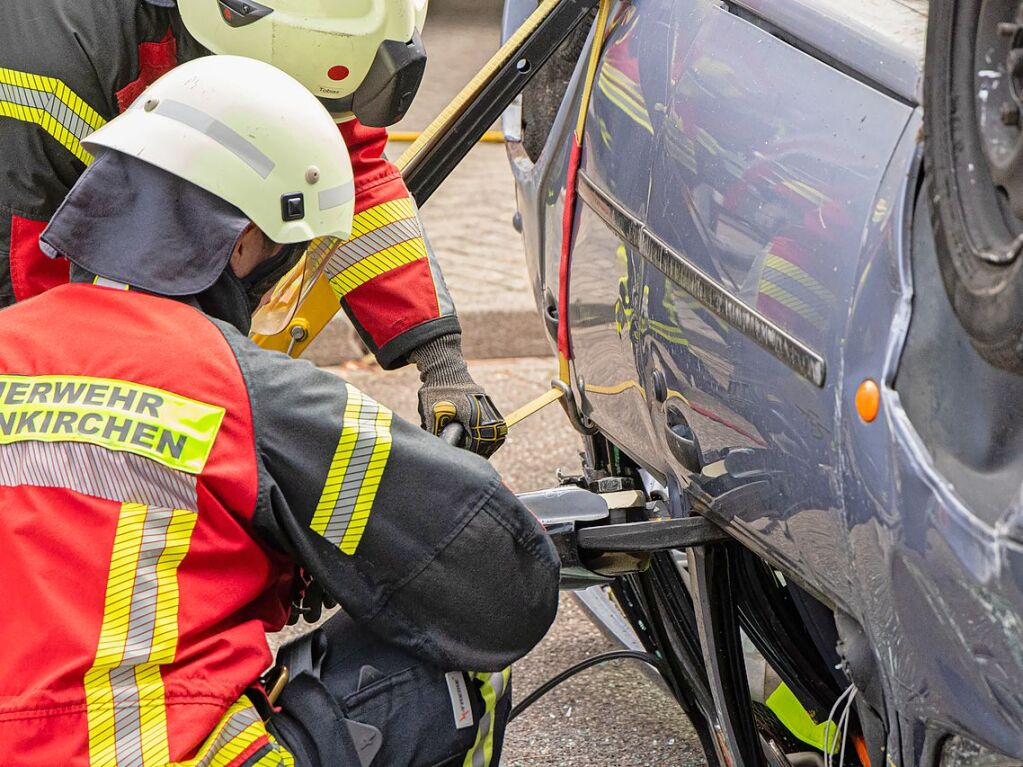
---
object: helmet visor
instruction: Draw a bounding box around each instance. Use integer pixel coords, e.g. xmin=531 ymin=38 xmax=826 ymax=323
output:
xmin=249 ymin=236 xmax=341 ymax=336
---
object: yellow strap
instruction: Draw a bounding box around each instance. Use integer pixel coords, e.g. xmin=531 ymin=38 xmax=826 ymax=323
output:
xmin=505 ymin=387 xmax=564 ymax=427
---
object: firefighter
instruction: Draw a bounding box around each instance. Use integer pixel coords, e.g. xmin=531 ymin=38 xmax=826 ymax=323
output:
xmin=0 ymin=57 xmax=559 ymax=766
xmin=0 ymin=0 xmax=507 ymax=456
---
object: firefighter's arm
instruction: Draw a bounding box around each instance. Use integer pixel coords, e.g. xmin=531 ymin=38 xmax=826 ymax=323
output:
xmin=326 ymin=119 xmax=460 ymax=370
xmin=220 ymin=324 xmax=559 ymax=671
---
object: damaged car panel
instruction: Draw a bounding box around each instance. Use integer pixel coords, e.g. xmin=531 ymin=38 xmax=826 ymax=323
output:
xmin=505 ymin=0 xmax=1023 ymax=764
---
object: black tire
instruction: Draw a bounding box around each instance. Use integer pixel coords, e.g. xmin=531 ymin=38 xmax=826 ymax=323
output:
xmin=924 ymin=0 xmax=1023 ymax=373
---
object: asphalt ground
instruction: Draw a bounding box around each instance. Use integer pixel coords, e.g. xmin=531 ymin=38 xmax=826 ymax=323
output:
xmin=268 ymin=357 xmax=705 ymax=766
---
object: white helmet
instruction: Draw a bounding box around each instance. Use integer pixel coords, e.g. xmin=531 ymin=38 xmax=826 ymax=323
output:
xmin=176 ymin=0 xmax=429 ymax=126
xmin=83 ymin=55 xmax=356 ymax=334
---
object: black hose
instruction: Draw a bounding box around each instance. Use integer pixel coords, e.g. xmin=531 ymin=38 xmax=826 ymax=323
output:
xmin=509 ymin=649 xmax=671 ymax=722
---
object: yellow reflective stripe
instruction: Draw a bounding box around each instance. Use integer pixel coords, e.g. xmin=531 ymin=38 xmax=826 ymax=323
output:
xmin=0 ymin=67 xmax=106 ymax=165
xmin=328 ymin=240 xmax=427 ymax=297
xmin=86 ymin=501 xmax=145 ymax=767
xmin=311 ymin=384 xmax=393 ymax=555
xmin=0 ymin=375 xmax=224 ymax=474
xmin=758 ymin=280 xmax=825 ymax=325
xmin=463 ymin=668 xmax=511 ymax=767
xmin=86 ymin=504 xmax=198 ymax=767
xmin=310 ymin=392 xmax=363 ymax=537
xmin=764 ymin=254 xmax=832 ymax=303
xmin=171 ymin=698 xmax=293 ymax=767
xmin=350 ymin=198 xmax=417 ymax=238
xmin=83 ymin=666 xmax=119 ymax=766
xmin=596 ymin=77 xmax=654 ymax=134
xmin=340 ymin=403 xmax=392 ymax=555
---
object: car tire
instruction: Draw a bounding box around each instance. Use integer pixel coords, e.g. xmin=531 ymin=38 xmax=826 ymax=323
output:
xmin=924 ymin=0 xmax=1023 ymax=373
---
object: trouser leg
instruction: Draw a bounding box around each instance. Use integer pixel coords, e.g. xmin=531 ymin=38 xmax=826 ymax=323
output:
xmin=268 ymin=612 xmax=512 ymax=767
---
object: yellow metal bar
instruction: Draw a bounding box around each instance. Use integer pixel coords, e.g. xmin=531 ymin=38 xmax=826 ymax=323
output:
xmin=397 ymin=0 xmax=563 ymax=172
xmin=389 ymin=130 xmax=505 ymax=144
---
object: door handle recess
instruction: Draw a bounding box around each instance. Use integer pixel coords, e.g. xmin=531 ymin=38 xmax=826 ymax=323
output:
xmin=665 ymin=405 xmax=702 ymax=473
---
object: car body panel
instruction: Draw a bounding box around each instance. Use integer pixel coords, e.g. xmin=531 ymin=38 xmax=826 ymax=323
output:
xmin=503 ymin=0 xmax=1023 ymax=760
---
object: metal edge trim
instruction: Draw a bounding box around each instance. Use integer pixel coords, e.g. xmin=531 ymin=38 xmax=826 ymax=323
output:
xmin=576 ymin=172 xmax=826 ymax=387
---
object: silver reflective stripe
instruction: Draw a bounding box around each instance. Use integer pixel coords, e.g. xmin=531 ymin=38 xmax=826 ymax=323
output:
xmin=491 ymin=672 xmax=507 ymax=701
xmin=153 ymin=99 xmax=275 ymax=179
xmin=465 ymin=671 xmax=509 ymax=767
xmin=94 ymin=276 xmax=129 ymax=290
xmin=111 ymin=666 xmax=144 ymax=766
xmin=318 ymin=180 xmax=355 ymax=211
xmin=320 ymin=396 xmax=383 ymax=546
xmin=122 ymin=510 xmax=175 ymax=663
xmin=0 ymin=79 xmax=94 ymax=144
xmin=470 ymin=713 xmax=493 ymax=767
xmin=0 ymin=440 xmax=197 ymax=510
xmin=324 ymin=219 xmax=423 ymax=277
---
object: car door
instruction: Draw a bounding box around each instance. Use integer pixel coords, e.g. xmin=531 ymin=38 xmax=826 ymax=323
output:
xmin=563 ymin=0 xmax=678 ymax=470
xmin=591 ymin=0 xmax=918 ymax=596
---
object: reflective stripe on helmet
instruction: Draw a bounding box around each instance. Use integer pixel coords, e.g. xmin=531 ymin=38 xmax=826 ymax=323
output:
xmin=151 ymin=98 xmax=276 ymax=179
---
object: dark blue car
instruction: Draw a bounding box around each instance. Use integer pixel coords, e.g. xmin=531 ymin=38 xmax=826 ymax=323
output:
xmin=502 ymin=1 xmax=1023 ymax=765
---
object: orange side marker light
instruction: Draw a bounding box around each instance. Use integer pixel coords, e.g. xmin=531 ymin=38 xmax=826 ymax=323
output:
xmin=856 ymin=379 xmax=880 ymax=423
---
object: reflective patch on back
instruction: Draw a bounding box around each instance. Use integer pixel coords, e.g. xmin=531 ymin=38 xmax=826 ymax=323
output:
xmin=0 ymin=374 xmax=224 ymax=474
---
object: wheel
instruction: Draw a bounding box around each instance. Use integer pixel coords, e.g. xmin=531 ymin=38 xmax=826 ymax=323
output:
xmin=924 ymin=0 xmax=1023 ymax=373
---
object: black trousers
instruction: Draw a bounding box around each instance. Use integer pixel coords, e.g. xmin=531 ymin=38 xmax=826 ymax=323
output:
xmin=267 ymin=613 xmax=512 ymax=767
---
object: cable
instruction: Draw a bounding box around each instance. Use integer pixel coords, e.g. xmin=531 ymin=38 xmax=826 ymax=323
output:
xmin=838 ymin=689 xmax=857 ymax=767
xmin=509 ymin=650 xmax=671 ymax=722
xmin=823 ymin=684 xmax=857 ymax=767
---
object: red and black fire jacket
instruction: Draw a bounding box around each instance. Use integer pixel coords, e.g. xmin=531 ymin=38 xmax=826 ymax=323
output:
xmin=0 ymin=281 xmax=558 ymax=765
xmin=0 ymin=0 xmax=458 ymax=368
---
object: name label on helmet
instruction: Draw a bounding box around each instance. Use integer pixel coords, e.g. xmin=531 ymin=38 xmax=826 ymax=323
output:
xmin=0 ymin=375 xmax=225 ymax=474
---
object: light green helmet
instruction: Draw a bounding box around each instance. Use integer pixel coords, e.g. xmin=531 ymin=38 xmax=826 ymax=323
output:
xmin=176 ymin=0 xmax=429 ymax=126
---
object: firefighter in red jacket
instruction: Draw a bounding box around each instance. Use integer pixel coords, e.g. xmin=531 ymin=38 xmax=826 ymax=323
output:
xmin=0 ymin=0 xmax=507 ymax=456
xmin=0 ymin=55 xmax=559 ymax=766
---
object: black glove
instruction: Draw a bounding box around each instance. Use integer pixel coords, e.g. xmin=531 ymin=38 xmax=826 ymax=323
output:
xmin=409 ymin=333 xmax=508 ymax=458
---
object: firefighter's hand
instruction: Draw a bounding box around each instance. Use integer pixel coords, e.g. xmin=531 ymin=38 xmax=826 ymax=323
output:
xmin=410 ymin=334 xmax=508 ymax=458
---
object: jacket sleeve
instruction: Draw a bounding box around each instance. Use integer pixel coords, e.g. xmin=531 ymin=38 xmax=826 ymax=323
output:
xmin=325 ymin=119 xmax=461 ymax=369
xmin=217 ymin=322 xmax=559 ymax=671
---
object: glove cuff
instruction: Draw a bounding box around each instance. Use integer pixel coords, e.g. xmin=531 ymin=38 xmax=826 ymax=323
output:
xmin=409 ymin=333 xmax=475 ymax=388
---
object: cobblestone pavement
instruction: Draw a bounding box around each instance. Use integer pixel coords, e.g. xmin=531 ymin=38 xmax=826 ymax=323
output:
xmin=269 ymin=357 xmax=705 ymax=766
